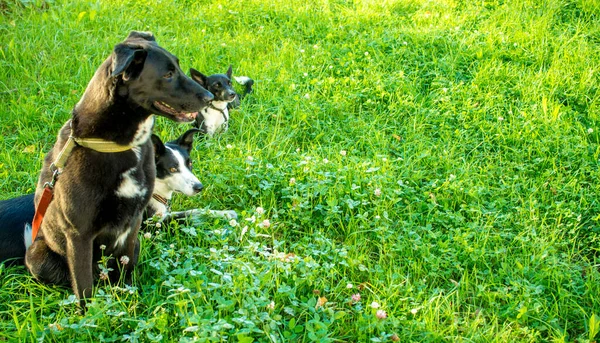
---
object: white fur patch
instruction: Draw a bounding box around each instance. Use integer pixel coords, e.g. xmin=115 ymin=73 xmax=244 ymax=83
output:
xmin=24 ymin=224 xmax=32 ymax=250
xmin=201 ymin=101 xmax=229 ymax=136
xmin=116 ymin=168 xmax=147 ymax=198
xmin=132 ymin=116 xmax=155 ymax=146
xmin=114 ymin=226 xmax=132 ymax=249
xmin=234 ymin=76 xmax=252 ymax=85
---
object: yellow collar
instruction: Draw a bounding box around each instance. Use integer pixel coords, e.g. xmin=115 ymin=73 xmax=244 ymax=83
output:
xmin=52 ymin=136 xmax=134 ymax=170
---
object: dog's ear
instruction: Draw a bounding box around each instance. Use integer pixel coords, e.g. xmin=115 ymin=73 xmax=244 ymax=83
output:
xmin=111 ymin=43 xmax=148 ymax=81
xmin=190 ymin=68 xmax=208 ymax=87
xmin=226 ymin=65 xmax=233 ymax=79
xmin=151 ymin=134 xmax=166 ymax=158
xmin=172 ymin=128 xmax=201 ymax=152
xmin=126 ymin=31 xmax=156 ymax=42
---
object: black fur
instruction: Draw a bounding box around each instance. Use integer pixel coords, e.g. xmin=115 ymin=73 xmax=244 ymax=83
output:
xmin=0 ymin=195 xmax=34 ymax=266
xmin=0 ymin=132 xmax=203 ymax=267
xmin=24 ymin=31 xmax=212 ymax=308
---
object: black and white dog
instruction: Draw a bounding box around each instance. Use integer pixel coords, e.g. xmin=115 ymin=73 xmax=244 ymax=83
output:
xmin=25 ymin=31 xmax=212 ymax=306
xmin=190 ymin=66 xmax=253 ymax=136
xmin=146 ymin=129 xmax=237 ymax=224
xmin=0 ymin=129 xmax=236 ymax=266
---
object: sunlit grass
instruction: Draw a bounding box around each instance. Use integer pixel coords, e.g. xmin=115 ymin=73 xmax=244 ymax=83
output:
xmin=1 ymin=0 xmax=599 ymax=341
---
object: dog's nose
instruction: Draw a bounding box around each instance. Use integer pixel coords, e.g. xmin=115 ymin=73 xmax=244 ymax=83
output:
xmin=192 ymin=183 xmax=204 ymax=193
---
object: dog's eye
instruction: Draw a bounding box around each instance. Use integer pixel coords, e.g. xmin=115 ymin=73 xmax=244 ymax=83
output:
xmin=169 ymin=167 xmax=178 ymax=173
xmin=163 ymin=71 xmax=174 ymax=79
xmin=187 ymin=161 xmax=193 ymax=168
xmin=214 ymin=83 xmax=221 ymax=88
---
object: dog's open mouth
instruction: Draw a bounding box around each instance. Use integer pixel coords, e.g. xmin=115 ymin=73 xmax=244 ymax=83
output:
xmin=153 ymin=101 xmax=198 ymax=122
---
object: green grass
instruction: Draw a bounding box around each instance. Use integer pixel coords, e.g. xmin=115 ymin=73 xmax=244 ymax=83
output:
xmin=1 ymin=0 xmax=600 ymax=341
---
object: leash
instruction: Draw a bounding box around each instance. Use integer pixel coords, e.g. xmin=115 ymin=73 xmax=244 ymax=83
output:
xmin=30 ymin=136 xmax=134 ymax=242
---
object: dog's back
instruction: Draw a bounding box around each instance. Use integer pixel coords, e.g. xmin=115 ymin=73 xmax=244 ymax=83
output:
xmin=0 ymin=194 xmax=34 ymax=266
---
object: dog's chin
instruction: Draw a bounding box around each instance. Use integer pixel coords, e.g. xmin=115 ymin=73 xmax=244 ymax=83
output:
xmin=152 ymin=101 xmax=198 ymax=123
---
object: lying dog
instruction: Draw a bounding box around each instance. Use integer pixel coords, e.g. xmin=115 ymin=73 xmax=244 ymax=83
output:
xmin=146 ymin=128 xmax=237 ymax=223
xmin=25 ymin=31 xmax=213 ymax=307
xmin=190 ymin=66 xmax=254 ymax=136
xmin=0 ymin=129 xmax=236 ymax=266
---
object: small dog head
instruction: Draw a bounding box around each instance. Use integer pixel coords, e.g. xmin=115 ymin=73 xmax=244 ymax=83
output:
xmin=189 ymin=66 xmax=237 ymax=103
xmin=152 ymin=129 xmax=203 ymax=196
xmin=109 ymin=31 xmax=214 ymax=123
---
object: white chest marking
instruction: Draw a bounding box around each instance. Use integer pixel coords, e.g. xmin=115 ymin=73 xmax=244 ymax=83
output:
xmin=201 ymin=101 xmax=229 ymax=135
xmin=132 ymin=116 xmax=155 ymax=146
xmin=116 ymin=168 xmax=147 ymax=198
xmin=114 ymin=226 xmax=132 ymax=249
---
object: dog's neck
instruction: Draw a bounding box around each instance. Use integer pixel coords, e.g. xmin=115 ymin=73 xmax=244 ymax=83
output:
xmin=147 ymin=179 xmax=173 ymax=215
xmin=71 ymin=59 xmax=152 ymax=146
xmin=208 ymin=101 xmax=229 ymax=116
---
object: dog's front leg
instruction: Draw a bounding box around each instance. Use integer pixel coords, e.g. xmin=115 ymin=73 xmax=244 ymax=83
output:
xmin=66 ymin=234 xmax=94 ymax=309
xmin=123 ymin=216 xmax=142 ymax=285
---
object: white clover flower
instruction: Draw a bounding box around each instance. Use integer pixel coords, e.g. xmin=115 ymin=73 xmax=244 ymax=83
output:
xmin=144 ymin=232 xmax=152 ymax=239
xmin=346 ymin=283 xmax=353 ymax=289
xmin=99 ymin=244 xmax=106 ymax=251
xmin=289 ymin=177 xmax=296 ymax=185
xmin=120 ymin=255 xmax=130 ymax=265
xmin=374 ymin=188 xmax=382 ymax=197
xmin=371 ymin=301 xmax=380 ymax=309
xmin=229 ymin=219 xmax=238 ymax=227
xmin=256 ymin=207 xmax=265 ymax=215
xmin=340 ymin=150 xmax=347 ymax=156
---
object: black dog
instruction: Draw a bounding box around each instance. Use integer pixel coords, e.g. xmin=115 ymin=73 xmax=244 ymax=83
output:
xmin=190 ymin=66 xmax=253 ymax=136
xmin=25 ymin=31 xmax=212 ymax=307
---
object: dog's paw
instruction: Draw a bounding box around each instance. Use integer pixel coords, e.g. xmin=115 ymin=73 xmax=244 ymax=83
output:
xmin=212 ymin=210 xmax=238 ymax=220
